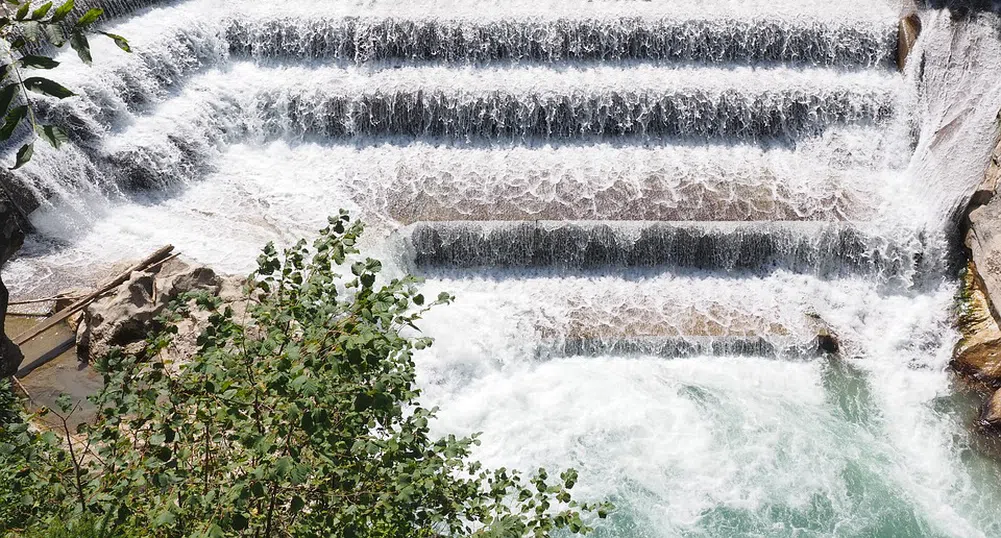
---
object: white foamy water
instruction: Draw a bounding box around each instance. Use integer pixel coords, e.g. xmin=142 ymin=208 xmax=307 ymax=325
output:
xmin=7 ymin=0 xmax=1001 ymax=537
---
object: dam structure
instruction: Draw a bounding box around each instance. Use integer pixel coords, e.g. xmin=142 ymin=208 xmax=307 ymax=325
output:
xmin=4 ymin=0 xmax=1001 ymax=535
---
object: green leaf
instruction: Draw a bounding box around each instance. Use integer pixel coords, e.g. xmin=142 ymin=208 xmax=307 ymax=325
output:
xmin=31 ymin=1 xmax=52 ymax=19
xmin=43 ymin=23 xmax=64 ymax=46
xmin=74 ymin=7 xmax=101 ymax=27
xmin=50 ymin=0 xmax=73 ymax=23
xmin=55 ymin=392 xmax=72 ymax=413
xmin=21 ymin=21 xmax=39 ymax=42
xmin=275 ymin=456 xmax=293 ymax=478
xmin=0 ymin=83 xmax=19 ymax=115
xmin=19 ymin=55 xmax=59 ymax=69
xmin=100 ymin=31 xmax=130 ymax=52
xmin=0 ymin=105 xmax=27 ymax=141
xmin=15 ymin=2 xmax=29 ymax=21
xmin=22 ymin=76 xmax=74 ymax=98
xmin=230 ymin=513 xmax=249 ymax=531
xmin=35 ymin=124 xmax=68 ymax=148
xmin=69 ymin=30 xmax=91 ymax=64
xmin=152 ymin=509 xmax=175 ymax=527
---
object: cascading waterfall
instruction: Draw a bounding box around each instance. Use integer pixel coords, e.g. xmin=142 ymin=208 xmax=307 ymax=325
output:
xmin=6 ymin=0 xmax=1001 ymax=536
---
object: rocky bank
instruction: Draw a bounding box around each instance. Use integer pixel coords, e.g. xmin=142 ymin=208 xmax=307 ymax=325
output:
xmin=955 ymin=135 xmax=1001 ymax=432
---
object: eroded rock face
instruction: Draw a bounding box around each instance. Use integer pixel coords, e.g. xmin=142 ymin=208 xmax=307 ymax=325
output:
xmin=953 ymin=261 xmax=1001 ymax=385
xmin=956 ymin=111 xmax=1001 ymax=435
xmin=77 ymin=258 xmax=244 ymax=363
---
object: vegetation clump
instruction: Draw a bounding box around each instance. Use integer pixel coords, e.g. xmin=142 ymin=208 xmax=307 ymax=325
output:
xmin=1 ymin=213 xmax=610 ymax=537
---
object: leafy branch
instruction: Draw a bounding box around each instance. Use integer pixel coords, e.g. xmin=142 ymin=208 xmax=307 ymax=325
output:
xmin=0 ymin=0 xmax=130 ymax=169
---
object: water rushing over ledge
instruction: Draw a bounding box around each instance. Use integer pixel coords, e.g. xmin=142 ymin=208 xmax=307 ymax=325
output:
xmin=7 ymin=0 xmax=1001 ymax=536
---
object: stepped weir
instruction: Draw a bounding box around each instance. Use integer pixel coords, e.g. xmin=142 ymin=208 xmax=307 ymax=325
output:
xmin=6 ymin=0 xmax=1001 ymax=536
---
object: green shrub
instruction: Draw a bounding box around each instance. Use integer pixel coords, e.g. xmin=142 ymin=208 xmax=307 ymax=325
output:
xmin=0 ymin=379 xmax=70 ymax=534
xmin=15 ymin=513 xmax=142 ymax=538
xmin=3 ymin=212 xmax=610 ymax=537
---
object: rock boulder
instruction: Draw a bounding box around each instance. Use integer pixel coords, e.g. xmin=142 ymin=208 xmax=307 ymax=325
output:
xmin=953 ymin=261 xmax=1001 ymax=385
xmin=77 ymin=257 xmax=243 ymax=363
xmin=979 ymin=388 xmax=1001 ymax=433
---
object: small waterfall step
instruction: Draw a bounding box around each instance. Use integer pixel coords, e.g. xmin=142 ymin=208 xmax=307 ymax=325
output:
xmin=81 ymin=62 xmax=902 ymax=154
xmin=33 ymin=0 xmax=899 ymax=131
xmin=541 ymin=336 xmax=816 ymax=360
xmin=10 ymin=137 xmax=897 ymax=245
xmin=405 ymin=220 xmax=940 ymax=281
xmin=304 ymin=142 xmax=889 ymax=224
xmin=369 ymin=144 xmax=888 ymax=223
xmin=420 ymin=272 xmax=863 ymax=360
xmin=387 ymin=176 xmax=878 ymax=223
xmin=251 ymin=64 xmax=899 ymax=142
xmin=61 ymin=130 xmax=898 ymax=220
xmin=544 ymin=306 xmax=818 ymax=359
xmin=227 ymin=10 xmax=896 ymax=69
xmin=233 ymin=0 xmax=899 ymax=21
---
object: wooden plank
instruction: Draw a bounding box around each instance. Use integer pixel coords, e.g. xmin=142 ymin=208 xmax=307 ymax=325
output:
xmin=13 ymin=245 xmax=175 ymax=346
xmin=8 ymin=294 xmax=83 ymax=306
xmin=15 ymin=332 xmax=76 ymax=378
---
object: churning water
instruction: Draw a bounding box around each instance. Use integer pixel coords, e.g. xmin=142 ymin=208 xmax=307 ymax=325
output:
xmin=6 ymin=0 xmax=1001 ymax=535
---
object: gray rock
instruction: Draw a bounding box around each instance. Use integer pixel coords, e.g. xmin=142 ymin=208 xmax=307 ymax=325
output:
xmin=77 ymin=258 xmax=226 ymax=362
xmin=969 ymin=138 xmax=1001 ymax=211
xmin=77 ymin=257 xmax=244 ymax=363
xmin=816 ymin=328 xmax=840 ymax=355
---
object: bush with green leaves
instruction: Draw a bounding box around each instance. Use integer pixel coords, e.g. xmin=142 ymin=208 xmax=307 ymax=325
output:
xmin=0 ymin=379 xmax=66 ymax=532
xmin=3 ymin=212 xmax=610 ymax=537
xmin=0 ymin=0 xmax=130 ymax=169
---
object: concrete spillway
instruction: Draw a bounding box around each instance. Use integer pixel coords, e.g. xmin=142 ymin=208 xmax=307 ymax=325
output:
xmin=4 ymin=0 xmax=1001 ymax=536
